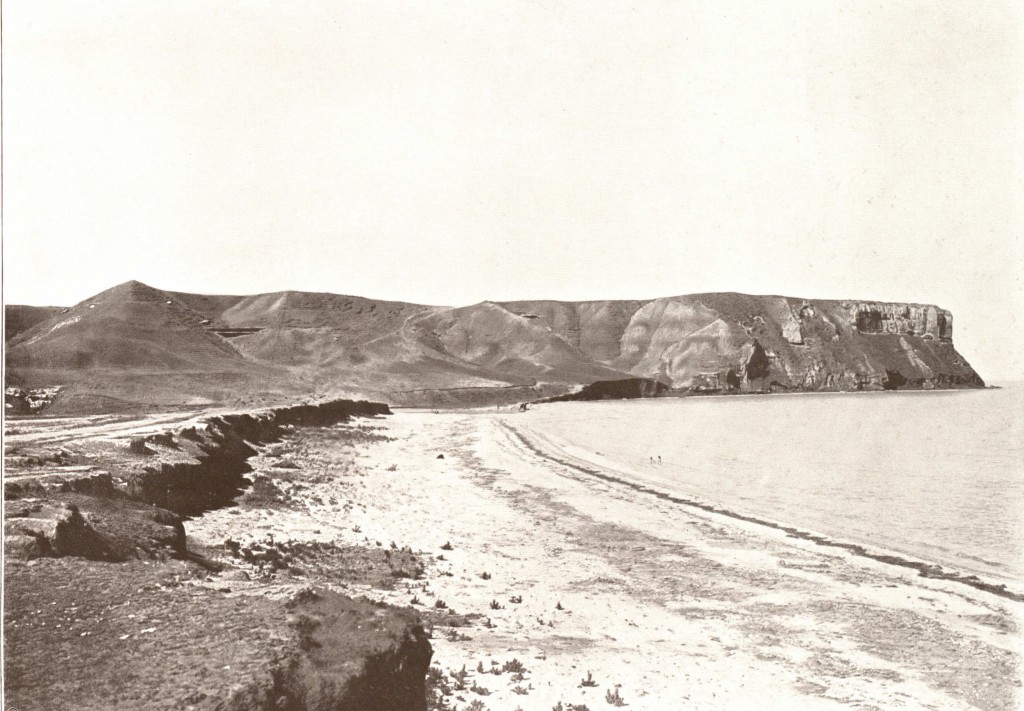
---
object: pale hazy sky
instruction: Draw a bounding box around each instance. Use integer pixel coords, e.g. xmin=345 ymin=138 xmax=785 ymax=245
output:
xmin=3 ymin=2 xmax=1022 ymax=380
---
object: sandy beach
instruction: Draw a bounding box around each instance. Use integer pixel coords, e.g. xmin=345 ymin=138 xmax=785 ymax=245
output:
xmin=185 ymin=410 xmax=1022 ymax=710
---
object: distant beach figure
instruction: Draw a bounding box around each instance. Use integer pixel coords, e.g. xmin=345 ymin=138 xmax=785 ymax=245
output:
xmin=519 ymin=403 xmax=529 ymax=412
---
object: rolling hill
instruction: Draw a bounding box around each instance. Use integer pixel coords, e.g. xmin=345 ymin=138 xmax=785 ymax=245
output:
xmin=5 ymin=280 xmax=985 ymax=413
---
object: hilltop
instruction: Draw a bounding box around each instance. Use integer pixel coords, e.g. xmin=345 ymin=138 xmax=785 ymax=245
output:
xmin=7 ymin=281 xmax=247 ymax=371
xmin=5 ymin=280 xmax=984 ymax=413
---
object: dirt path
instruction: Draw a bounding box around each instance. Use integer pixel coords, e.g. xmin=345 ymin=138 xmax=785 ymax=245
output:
xmin=188 ymin=411 xmax=1021 ymax=710
xmin=4 ymin=410 xmax=214 ymax=446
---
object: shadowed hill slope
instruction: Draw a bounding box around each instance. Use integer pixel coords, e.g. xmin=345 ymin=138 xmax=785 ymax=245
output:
xmin=5 ymin=305 xmax=65 ymax=342
xmin=162 ymin=291 xmax=247 ymax=324
xmin=497 ymin=300 xmax=648 ymax=362
xmin=5 ymin=280 xmax=984 ymax=412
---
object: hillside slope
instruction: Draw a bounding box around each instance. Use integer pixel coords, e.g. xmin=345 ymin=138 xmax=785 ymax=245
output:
xmin=7 ymin=281 xmax=249 ymax=371
xmin=5 ymin=281 xmax=984 ymax=412
xmin=411 ymin=302 xmax=634 ymax=383
xmin=5 ymin=305 xmax=65 ymax=342
xmin=4 ymin=282 xmax=296 ymax=412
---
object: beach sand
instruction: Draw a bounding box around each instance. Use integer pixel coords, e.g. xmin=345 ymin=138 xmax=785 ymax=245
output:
xmin=188 ymin=411 xmax=1022 ymax=710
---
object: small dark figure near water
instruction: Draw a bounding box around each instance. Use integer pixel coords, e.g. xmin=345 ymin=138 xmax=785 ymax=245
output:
xmin=519 ymin=403 xmax=529 ymax=412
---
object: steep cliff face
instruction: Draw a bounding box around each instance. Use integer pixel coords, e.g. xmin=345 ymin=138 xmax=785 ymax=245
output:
xmin=851 ymin=302 xmax=952 ymax=340
xmin=606 ymin=294 xmax=982 ymax=392
xmin=606 ymin=295 xmax=983 ymax=393
xmin=403 ymin=294 xmax=982 ymax=393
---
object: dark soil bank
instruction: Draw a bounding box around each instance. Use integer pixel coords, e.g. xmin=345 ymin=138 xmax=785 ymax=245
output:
xmin=126 ymin=400 xmax=390 ymax=515
xmin=3 ymin=399 xmax=433 ymax=711
xmin=5 ymin=561 xmax=430 ymax=711
xmin=535 ymin=377 xmax=669 ymax=403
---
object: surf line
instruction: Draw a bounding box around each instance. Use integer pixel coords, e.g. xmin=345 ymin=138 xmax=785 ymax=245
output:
xmin=498 ymin=421 xmax=1023 ymax=604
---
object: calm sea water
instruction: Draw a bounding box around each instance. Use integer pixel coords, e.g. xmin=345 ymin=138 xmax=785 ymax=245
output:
xmin=520 ymin=387 xmax=1024 ymax=585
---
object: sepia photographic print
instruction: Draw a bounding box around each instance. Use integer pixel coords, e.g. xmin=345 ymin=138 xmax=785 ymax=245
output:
xmin=2 ymin=2 xmax=1022 ymax=709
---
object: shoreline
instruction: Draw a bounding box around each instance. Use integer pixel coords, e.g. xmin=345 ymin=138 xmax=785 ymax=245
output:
xmin=544 ymin=383 xmax=997 ymax=406
xmin=387 ymin=382 xmax=1004 ymax=417
xmin=501 ymin=419 xmax=1024 ymax=602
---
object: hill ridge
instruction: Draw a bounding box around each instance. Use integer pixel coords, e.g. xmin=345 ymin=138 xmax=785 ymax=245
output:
xmin=5 ymin=280 xmax=984 ymax=412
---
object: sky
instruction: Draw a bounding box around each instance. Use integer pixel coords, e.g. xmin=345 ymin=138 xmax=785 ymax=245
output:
xmin=3 ymin=1 xmax=1022 ymax=380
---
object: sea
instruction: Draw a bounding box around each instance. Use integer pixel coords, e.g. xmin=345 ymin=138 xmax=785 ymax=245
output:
xmin=518 ymin=386 xmax=1024 ymax=587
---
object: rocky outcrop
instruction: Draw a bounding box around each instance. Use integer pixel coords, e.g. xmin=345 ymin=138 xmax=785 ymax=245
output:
xmin=852 ymin=302 xmax=951 ymax=340
xmin=2 ymin=498 xmax=183 ymax=562
xmin=4 ymin=502 xmax=108 ymax=560
xmin=4 ymin=497 xmax=187 ymax=562
xmin=498 ymin=294 xmax=982 ymax=394
xmin=537 ymin=377 xmax=670 ymax=403
xmin=4 ymin=386 xmax=62 ymax=414
xmin=598 ymin=294 xmax=983 ymax=393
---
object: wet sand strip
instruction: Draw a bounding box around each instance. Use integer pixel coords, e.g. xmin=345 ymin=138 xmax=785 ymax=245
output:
xmin=500 ymin=422 xmax=1024 ymax=603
